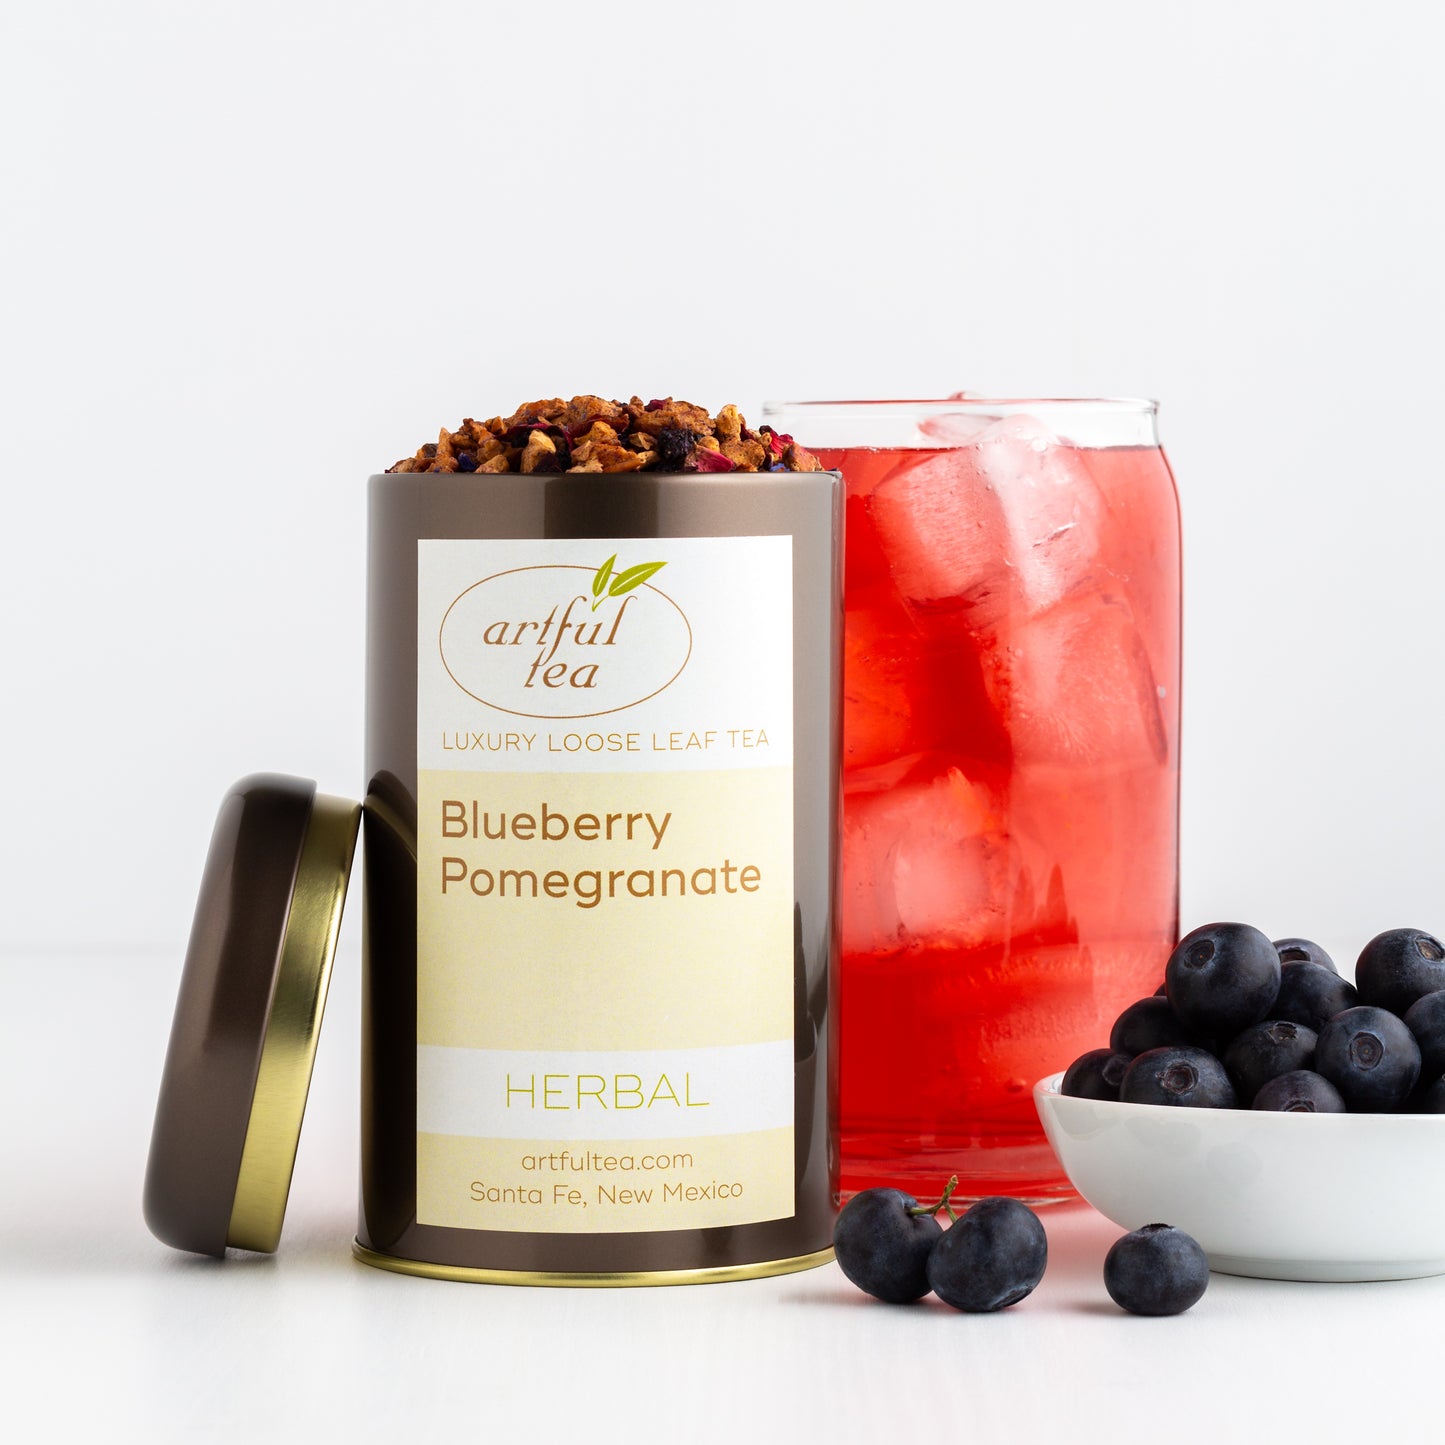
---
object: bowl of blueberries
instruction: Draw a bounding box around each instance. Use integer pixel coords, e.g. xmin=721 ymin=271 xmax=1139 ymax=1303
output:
xmin=1035 ymin=924 xmax=1445 ymax=1282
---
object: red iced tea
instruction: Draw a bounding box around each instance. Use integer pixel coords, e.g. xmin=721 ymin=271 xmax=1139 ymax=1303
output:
xmin=813 ymin=411 xmax=1180 ymax=1202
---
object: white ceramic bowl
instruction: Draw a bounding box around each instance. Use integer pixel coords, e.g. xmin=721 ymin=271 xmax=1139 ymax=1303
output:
xmin=1035 ymin=1071 xmax=1445 ymax=1281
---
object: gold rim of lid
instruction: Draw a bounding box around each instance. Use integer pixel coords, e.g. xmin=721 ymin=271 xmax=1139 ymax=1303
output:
xmin=226 ymin=793 xmax=359 ymax=1252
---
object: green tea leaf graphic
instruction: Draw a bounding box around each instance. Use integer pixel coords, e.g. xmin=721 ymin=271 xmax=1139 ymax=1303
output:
xmin=608 ymin=560 xmax=667 ymax=598
xmin=591 ymin=554 xmax=617 ymax=610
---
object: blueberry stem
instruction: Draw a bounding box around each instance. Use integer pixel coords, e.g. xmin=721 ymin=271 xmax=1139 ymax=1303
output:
xmin=908 ymin=1174 xmax=961 ymax=1224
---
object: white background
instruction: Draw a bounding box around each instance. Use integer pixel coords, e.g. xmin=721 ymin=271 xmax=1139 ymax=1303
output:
xmin=2 ymin=0 xmax=1442 ymax=955
xmin=3 ymin=3 xmax=1444 ymax=1442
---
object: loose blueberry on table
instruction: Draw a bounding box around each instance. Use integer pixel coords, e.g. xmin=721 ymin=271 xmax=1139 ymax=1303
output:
xmin=1104 ymin=1224 xmax=1210 ymax=1316
xmin=831 ymin=1182 xmax=949 ymax=1303
xmin=832 ymin=1178 xmax=1047 ymax=1312
xmin=926 ymin=1196 xmax=1048 ymax=1313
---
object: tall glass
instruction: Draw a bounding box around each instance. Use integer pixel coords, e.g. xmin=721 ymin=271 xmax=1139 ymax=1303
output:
xmin=764 ymin=398 xmax=1181 ymax=1203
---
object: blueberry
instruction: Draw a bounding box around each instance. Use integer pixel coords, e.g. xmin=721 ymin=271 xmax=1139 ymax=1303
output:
xmin=1061 ymin=1048 xmax=1132 ymax=1101
xmin=1252 ymin=1069 xmax=1347 ymax=1112
xmin=1273 ymin=937 xmax=1337 ymax=974
xmin=655 ymin=424 xmax=695 ymax=470
xmin=926 ymin=1197 xmax=1047 ymax=1313
xmin=1356 ymin=929 xmax=1445 ymax=1016
xmin=832 ymin=1188 xmax=942 ymax=1302
xmin=1165 ymin=923 xmax=1280 ymax=1041
xmin=1315 ymin=1006 xmax=1421 ymax=1112
xmin=1403 ymin=990 xmax=1445 ymax=1083
xmin=1223 ymin=1020 xmax=1317 ymax=1103
xmin=1120 ymin=1045 xmax=1237 ymax=1109
xmin=1109 ymin=998 xmax=1194 ymax=1057
xmin=1407 ymin=1076 xmax=1445 ymax=1113
xmin=1104 ymin=1224 xmax=1210 ymax=1315
xmin=1272 ymin=962 xmax=1359 ymax=1033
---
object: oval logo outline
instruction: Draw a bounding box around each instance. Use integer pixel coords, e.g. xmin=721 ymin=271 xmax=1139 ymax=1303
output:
xmin=437 ymin=563 xmax=693 ymax=720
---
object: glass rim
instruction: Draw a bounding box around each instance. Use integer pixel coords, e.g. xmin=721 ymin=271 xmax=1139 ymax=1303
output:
xmin=763 ymin=396 xmax=1158 ymax=414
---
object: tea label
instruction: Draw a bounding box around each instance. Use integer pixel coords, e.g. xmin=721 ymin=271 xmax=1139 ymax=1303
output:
xmin=414 ymin=536 xmax=795 ymax=1233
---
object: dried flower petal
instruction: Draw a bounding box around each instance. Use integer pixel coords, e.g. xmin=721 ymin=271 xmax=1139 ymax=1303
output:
xmin=692 ymin=447 xmax=736 ymax=473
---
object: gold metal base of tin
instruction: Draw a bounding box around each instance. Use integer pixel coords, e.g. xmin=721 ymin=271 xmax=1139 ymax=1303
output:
xmin=352 ymin=1240 xmax=835 ymax=1288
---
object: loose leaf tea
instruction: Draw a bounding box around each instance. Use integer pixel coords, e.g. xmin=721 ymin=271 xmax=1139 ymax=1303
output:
xmin=388 ymin=396 xmax=824 ymax=476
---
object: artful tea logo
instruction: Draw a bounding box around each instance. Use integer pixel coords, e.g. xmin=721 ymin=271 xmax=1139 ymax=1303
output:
xmin=439 ymin=558 xmax=692 ymax=719
xmin=587 ymin=553 xmax=665 ymax=610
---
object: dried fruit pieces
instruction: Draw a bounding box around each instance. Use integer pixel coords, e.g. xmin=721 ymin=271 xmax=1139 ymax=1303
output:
xmin=387 ymin=394 xmax=823 ymax=475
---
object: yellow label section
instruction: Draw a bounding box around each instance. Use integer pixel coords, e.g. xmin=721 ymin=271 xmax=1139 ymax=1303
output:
xmin=417 ymin=768 xmax=793 ymax=1052
xmin=418 ymin=1129 xmax=795 ymax=1233
xmin=415 ymin=766 xmax=795 ymax=1232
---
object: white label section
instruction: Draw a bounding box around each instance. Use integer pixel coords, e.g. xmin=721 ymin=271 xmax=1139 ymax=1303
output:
xmin=418 ymin=535 xmax=793 ymax=773
xmin=417 ymin=1042 xmax=794 ymax=1141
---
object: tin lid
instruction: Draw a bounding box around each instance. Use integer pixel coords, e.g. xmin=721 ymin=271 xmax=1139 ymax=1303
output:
xmin=143 ymin=774 xmax=360 ymax=1256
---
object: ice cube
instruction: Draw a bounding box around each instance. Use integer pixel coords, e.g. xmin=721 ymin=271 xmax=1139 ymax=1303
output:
xmin=842 ymin=617 xmax=917 ymax=772
xmin=917 ymin=410 xmax=997 ymax=446
xmin=870 ymin=414 xmax=1105 ymax=621
xmin=841 ymin=759 xmax=1011 ymax=953
xmin=842 ymin=593 xmax=993 ymax=772
xmin=1012 ymin=769 xmax=1177 ymax=945
xmin=980 ymin=588 xmax=1169 ymax=766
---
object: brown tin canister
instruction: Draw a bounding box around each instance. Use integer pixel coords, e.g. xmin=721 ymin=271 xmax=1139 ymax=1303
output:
xmin=357 ymin=468 xmax=842 ymax=1284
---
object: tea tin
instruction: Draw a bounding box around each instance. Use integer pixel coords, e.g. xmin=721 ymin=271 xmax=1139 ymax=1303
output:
xmin=146 ymin=467 xmax=842 ymax=1286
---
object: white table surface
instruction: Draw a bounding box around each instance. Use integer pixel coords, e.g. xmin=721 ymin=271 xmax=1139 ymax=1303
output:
xmin=4 ymin=952 xmax=1438 ymax=1445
